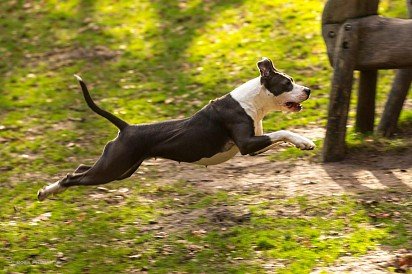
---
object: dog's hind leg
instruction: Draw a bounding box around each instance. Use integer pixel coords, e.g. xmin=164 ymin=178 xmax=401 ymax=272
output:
xmin=38 ymin=164 xmax=133 ymax=201
xmin=116 ymin=160 xmax=144 ymax=181
xmin=38 ymin=137 xmax=142 ymax=201
xmin=37 ymin=179 xmax=68 ymax=201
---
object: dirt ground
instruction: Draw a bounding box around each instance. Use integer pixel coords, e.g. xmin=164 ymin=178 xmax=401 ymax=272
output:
xmin=134 ymin=127 xmax=412 ymax=273
xmin=146 ymin=127 xmax=411 ymax=197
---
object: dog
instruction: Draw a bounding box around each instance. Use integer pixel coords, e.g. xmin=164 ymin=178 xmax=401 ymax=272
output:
xmin=37 ymin=57 xmax=315 ymax=201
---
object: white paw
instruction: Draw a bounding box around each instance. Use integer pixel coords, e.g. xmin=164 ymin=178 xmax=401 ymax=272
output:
xmin=37 ymin=188 xmax=48 ymax=201
xmin=37 ymin=181 xmax=66 ymax=201
xmin=293 ymin=137 xmax=316 ymax=150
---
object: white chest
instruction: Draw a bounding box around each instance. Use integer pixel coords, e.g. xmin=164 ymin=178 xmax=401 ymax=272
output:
xmin=193 ymin=144 xmax=239 ymax=166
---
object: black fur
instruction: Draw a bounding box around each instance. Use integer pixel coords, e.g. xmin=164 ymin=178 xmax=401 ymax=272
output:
xmin=57 ymin=80 xmax=272 ymax=189
xmin=38 ymin=58 xmax=313 ymax=201
xmin=78 ymin=77 xmax=129 ymax=130
xmin=257 ymin=58 xmax=294 ymax=96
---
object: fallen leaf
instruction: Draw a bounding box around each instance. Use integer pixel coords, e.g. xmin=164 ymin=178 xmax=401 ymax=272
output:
xmin=30 ymin=212 xmax=52 ymax=225
xmin=154 ymin=232 xmax=168 ymax=239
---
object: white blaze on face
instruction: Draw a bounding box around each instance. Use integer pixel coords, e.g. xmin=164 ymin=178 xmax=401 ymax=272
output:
xmin=275 ymin=83 xmax=310 ymax=108
xmin=291 ymin=83 xmax=310 ymax=101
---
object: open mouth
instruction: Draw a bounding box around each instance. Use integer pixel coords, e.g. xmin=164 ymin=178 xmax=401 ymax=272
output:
xmin=285 ymin=102 xmax=302 ymax=111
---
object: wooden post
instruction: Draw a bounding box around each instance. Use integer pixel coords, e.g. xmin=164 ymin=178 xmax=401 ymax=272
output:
xmin=377 ymin=0 xmax=412 ymax=137
xmin=322 ymin=0 xmax=379 ymax=24
xmin=409 ymin=0 xmax=412 ymax=16
xmin=322 ymin=0 xmax=412 ymax=161
xmin=355 ymin=70 xmax=378 ymax=133
xmin=355 ymin=16 xmax=412 ymax=70
xmin=378 ymin=69 xmax=412 ymax=137
xmin=322 ymin=0 xmax=379 ymax=68
xmin=323 ymin=21 xmax=359 ymax=162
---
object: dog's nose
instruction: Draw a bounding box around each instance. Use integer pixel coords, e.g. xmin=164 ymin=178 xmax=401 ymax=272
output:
xmin=304 ymin=88 xmax=311 ymax=96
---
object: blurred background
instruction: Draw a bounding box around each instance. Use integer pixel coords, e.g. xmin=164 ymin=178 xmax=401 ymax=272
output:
xmin=0 ymin=0 xmax=410 ymax=273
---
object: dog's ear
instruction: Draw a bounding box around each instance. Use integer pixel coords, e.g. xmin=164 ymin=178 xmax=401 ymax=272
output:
xmin=257 ymin=57 xmax=276 ymax=77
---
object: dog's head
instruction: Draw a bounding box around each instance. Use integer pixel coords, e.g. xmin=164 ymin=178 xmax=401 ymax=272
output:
xmin=257 ymin=57 xmax=311 ymax=112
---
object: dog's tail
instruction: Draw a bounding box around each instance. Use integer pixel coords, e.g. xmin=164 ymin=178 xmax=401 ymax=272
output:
xmin=74 ymin=75 xmax=129 ymax=131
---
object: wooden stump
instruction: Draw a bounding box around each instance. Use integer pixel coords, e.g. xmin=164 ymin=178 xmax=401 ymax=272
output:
xmin=323 ymin=21 xmax=359 ymax=162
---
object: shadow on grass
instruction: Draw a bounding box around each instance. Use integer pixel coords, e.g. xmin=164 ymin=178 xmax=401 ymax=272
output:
xmin=320 ymin=125 xmax=412 ymax=255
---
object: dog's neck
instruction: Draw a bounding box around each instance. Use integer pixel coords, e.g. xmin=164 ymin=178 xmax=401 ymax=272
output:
xmin=230 ymin=77 xmax=282 ymax=121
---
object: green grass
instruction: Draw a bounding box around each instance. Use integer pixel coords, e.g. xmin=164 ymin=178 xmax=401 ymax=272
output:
xmin=2 ymin=189 xmax=410 ymax=273
xmin=152 ymin=197 xmax=385 ymax=273
xmin=1 ymin=0 xmax=411 ymax=273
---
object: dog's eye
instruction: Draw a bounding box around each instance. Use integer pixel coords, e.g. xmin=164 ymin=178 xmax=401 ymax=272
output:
xmin=281 ymin=79 xmax=291 ymax=87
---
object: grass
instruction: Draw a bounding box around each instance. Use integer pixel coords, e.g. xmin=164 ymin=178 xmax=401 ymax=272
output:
xmin=0 ymin=0 xmax=411 ymax=273
xmin=2 ymin=187 xmax=410 ymax=273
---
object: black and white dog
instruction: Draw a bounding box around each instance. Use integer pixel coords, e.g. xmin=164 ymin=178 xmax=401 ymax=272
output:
xmin=38 ymin=57 xmax=315 ymax=201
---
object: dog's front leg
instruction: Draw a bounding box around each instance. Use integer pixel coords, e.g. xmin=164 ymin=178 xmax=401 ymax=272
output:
xmin=250 ymin=130 xmax=315 ymax=156
xmin=268 ymin=130 xmax=315 ymax=150
xmin=229 ymin=123 xmax=315 ymax=156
